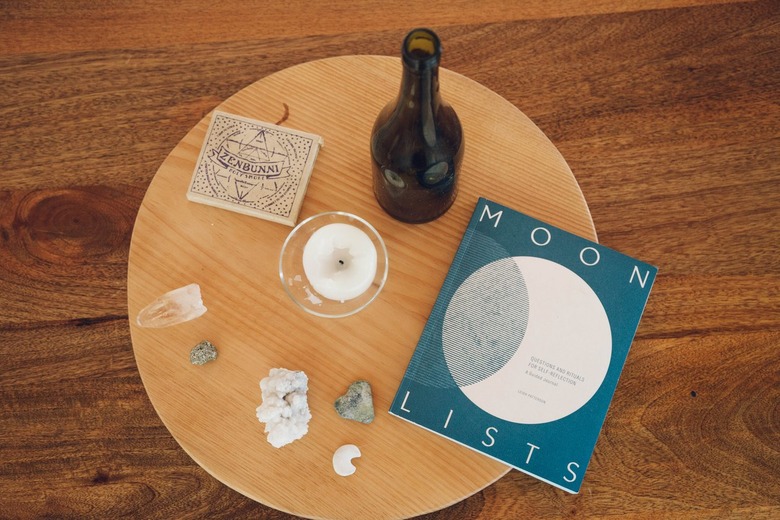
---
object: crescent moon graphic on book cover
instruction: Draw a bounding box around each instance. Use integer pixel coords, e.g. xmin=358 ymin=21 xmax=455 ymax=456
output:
xmin=442 ymin=256 xmax=612 ymax=424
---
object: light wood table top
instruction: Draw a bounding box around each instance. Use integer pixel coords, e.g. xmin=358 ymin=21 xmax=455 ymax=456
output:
xmin=2 ymin=1 xmax=778 ymax=518
xmin=127 ymin=54 xmax=595 ymax=519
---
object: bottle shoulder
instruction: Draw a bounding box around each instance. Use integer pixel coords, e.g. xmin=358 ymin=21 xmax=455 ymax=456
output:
xmin=371 ymin=102 xmax=463 ymax=150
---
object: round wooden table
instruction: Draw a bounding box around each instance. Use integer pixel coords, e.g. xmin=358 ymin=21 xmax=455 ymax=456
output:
xmin=127 ymin=55 xmax=595 ymax=519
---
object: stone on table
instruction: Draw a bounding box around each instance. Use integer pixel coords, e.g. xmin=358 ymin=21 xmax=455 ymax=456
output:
xmin=136 ymin=283 xmax=207 ymax=328
xmin=190 ymin=340 xmax=218 ymax=365
xmin=335 ymin=380 xmax=375 ymax=424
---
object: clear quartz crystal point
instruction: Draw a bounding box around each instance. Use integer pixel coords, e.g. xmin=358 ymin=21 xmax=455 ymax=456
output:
xmin=136 ymin=283 xmax=207 ymax=328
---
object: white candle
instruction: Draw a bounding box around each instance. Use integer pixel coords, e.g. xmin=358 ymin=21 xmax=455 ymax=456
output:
xmin=302 ymin=223 xmax=378 ymax=302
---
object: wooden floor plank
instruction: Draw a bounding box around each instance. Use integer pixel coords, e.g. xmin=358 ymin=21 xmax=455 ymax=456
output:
xmin=0 ymin=0 xmax=750 ymax=54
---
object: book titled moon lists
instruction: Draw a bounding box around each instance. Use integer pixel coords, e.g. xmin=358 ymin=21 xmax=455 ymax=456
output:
xmin=389 ymin=198 xmax=657 ymax=493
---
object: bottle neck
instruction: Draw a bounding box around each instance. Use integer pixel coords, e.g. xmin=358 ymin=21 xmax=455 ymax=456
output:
xmin=394 ymin=28 xmax=443 ymax=139
xmin=398 ymin=61 xmax=441 ymax=112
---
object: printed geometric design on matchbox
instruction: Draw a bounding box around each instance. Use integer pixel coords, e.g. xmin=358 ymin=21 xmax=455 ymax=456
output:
xmin=187 ymin=111 xmax=324 ymax=226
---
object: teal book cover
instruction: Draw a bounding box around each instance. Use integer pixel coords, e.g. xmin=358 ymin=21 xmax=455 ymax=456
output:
xmin=389 ymin=198 xmax=657 ymax=493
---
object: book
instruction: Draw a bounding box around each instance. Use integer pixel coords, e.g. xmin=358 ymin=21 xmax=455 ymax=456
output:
xmin=187 ymin=111 xmax=324 ymax=226
xmin=389 ymin=198 xmax=657 ymax=493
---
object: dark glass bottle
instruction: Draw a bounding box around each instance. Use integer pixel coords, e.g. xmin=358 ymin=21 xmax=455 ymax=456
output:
xmin=371 ymin=28 xmax=464 ymax=223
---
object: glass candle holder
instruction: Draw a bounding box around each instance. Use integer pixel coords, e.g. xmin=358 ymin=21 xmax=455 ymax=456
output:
xmin=279 ymin=212 xmax=388 ymax=318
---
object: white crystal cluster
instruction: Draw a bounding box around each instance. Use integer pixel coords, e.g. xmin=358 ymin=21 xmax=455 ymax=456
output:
xmin=255 ymin=368 xmax=312 ymax=448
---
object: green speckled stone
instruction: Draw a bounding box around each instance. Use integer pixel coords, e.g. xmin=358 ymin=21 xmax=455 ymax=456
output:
xmin=334 ymin=380 xmax=374 ymax=424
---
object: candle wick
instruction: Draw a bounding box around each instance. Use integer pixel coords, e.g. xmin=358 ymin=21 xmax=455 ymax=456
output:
xmin=331 ymin=246 xmax=352 ymax=271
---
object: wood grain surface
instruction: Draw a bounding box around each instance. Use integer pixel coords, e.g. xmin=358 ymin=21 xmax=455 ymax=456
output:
xmin=127 ymin=55 xmax=595 ymax=520
xmin=1 ymin=1 xmax=778 ymax=519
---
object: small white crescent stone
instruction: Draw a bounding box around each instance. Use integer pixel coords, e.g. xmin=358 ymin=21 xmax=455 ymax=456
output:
xmin=332 ymin=444 xmax=361 ymax=477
